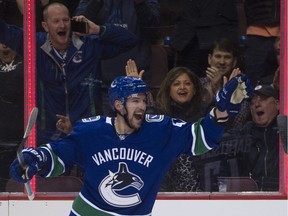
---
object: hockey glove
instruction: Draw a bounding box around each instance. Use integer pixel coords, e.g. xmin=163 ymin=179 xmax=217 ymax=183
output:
xmin=9 ymin=148 xmax=46 ymax=183
xmin=216 ymin=74 xmax=253 ymax=116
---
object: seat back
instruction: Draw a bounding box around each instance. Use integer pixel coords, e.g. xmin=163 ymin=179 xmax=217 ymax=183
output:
xmin=218 ymin=177 xmax=259 ymax=192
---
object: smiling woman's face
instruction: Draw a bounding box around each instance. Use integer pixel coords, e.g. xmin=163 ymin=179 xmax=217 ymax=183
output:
xmin=169 ymin=73 xmax=196 ymax=104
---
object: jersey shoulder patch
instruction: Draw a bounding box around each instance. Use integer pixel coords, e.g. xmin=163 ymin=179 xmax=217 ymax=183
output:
xmin=81 ymin=116 xmax=101 ymax=123
xmin=145 ymin=114 xmax=164 ymax=122
xmin=171 ymin=118 xmax=187 ymax=127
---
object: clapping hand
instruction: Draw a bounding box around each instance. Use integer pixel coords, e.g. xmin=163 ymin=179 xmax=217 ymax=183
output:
xmin=206 ymin=67 xmax=241 ymax=94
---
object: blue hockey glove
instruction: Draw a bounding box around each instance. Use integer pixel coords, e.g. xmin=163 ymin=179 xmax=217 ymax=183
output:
xmin=216 ymin=74 xmax=253 ymax=116
xmin=9 ymin=148 xmax=46 ymax=183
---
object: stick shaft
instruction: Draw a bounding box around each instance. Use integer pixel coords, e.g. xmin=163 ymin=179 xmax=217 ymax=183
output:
xmin=17 ymin=107 xmax=38 ymax=201
xmin=25 ymin=181 xmax=35 ymax=200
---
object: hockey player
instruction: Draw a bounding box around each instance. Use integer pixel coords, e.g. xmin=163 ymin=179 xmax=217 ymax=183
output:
xmin=10 ymin=75 xmax=253 ymax=215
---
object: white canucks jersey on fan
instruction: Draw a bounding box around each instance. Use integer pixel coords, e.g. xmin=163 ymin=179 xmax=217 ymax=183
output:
xmin=40 ymin=114 xmax=224 ymax=216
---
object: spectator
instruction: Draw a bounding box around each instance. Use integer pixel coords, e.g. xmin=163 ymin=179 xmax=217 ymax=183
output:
xmin=10 ymin=74 xmax=253 ymax=215
xmin=210 ymin=84 xmax=280 ymax=191
xmin=154 ymin=66 xmax=209 ymax=192
xmin=155 ymin=67 xmax=208 ymax=121
xmin=0 ymin=2 xmax=138 ymax=144
xmin=200 ymin=37 xmax=240 ymax=104
xmin=171 ymin=0 xmax=238 ymax=77
xmin=194 ymin=37 xmax=248 ymax=191
xmin=243 ymin=0 xmax=280 ymax=86
xmin=241 ymin=84 xmax=279 ymax=191
xmin=0 ymin=43 xmax=24 ymax=191
xmin=75 ymin=0 xmax=160 ymax=116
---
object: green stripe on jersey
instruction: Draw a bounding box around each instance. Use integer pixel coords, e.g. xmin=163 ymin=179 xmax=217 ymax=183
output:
xmin=72 ymin=194 xmax=113 ymax=216
xmin=192 ymin=118 xmax=210 ymax=155
xmin=40 ymin=145 xmax=65 ymax=177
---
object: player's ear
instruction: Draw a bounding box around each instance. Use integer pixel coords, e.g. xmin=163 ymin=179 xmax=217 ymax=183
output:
xmin=114 ymin=100 xmax=124 ymax=113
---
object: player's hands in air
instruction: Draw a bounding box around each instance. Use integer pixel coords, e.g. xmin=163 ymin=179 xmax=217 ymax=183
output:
xmin=216 ymin=74 xmax=253 ymax=116
xmin=222 ymin=68 xmax=241 ymax=86
xmin=9 ymin=148 xmax=46 ymax=183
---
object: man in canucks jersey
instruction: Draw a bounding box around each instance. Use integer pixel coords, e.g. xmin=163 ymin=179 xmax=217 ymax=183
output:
xmin=10 ymin=75 xmax=253 ymax=215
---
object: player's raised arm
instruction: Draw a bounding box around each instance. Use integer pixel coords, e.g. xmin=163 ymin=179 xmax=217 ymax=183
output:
xmin=188 ymin=74 xmax=253 ymax=156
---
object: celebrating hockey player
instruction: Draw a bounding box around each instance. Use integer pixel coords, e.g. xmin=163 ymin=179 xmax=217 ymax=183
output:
xmin=10 ymin=75 xmax=253 ymax=215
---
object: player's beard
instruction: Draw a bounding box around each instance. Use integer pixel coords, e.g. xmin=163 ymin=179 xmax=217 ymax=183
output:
xmin=124 ymin=111 xmax=144 ymax=131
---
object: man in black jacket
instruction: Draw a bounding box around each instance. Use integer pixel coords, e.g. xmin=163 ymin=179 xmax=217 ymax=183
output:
xmin=196 ymin=84 xmax=280 ymax=192
xmin=239 ymin=84 xmax=279 ymax=191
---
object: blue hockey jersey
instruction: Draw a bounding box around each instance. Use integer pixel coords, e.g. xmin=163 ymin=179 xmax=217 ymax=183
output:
xmin=40 ymin=114 xmax=224 ymax=215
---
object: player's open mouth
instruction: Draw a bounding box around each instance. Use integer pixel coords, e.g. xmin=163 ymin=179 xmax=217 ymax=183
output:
xmin=134 ymin=113 xmax=143 ymax=120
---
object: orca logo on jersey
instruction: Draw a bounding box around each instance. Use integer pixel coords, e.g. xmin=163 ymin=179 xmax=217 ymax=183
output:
xmin=99 ymin=162 xmax=144 ymax=207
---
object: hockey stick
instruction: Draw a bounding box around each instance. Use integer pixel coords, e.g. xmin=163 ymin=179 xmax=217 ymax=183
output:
xmin=16 ymin=107 xmax=38 ymax=200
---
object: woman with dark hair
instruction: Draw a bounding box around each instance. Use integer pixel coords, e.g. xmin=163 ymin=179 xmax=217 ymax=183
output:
xmin=155 ymin=66 xmax=208 ymax=122
xmin=152 ymin=66 xmax=210 ymax=191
